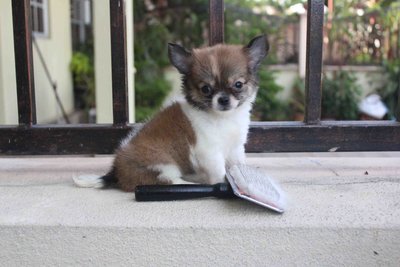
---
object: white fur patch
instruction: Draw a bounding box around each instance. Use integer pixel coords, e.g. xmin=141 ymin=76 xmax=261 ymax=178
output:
xmin=180 ymin=99 xmax=253 ymax=184
xmin=119 ymin=125 xmax=144 ymax=148
xmin=212 ymin=93 xmax=219 ymax=111
xmin=72 ymin=174 xmax=104 ymax=188
xmin=212 ymin=93 xmax=239 ymax=112
xmin=211 ymin=93 xmax=240 ymax=112
xmin=209 ymin=54 xmax=220 ymax=79
xmin=229 ymin=95 xmax=240 ymax=109
xmin=149 ymin=164 xmax=192 ymax=184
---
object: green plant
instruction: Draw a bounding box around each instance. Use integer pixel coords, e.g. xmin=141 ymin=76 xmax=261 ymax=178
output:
xmin=70 ymin=51 xmax=95 ymax=109
xmin=133 ymin=0 xmax=299 ymax=122
xmin=224 ymin=0 xmax=300 ymax=65
xmin=134 ymin=0 xmax=211 ymax=121
xmin=252 ymin=69 xmax=288 ymax=121
xmin=134 ymin=20 xmax=172 ymax=122
xmin=374 ymin=0 xmax=399 ymax=120
xmin=289 ymin=76 xmax=305 ymax=120
xmin=321 ymin=71 xmax=361 ymax=120
xmin=378 ymin=59 xmax=400 ymax=119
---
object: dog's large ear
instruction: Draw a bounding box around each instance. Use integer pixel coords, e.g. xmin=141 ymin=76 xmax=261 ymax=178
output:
xmin=168 ymin=43 xmax=192 ymax=74
xmin=245 ymin=35 xmax=269 ymax=72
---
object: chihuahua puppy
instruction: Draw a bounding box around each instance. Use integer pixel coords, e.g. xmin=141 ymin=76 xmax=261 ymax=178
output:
xmin=74 ymin=35 xmax=269 ymax=191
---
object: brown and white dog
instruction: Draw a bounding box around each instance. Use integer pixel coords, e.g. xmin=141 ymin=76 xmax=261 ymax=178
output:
xmin=74 ymin=35 xmax=269 ymax=191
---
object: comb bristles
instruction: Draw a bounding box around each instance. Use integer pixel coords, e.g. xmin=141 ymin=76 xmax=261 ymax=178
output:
xmin=228 ymin=164 xmax=287 ymax=211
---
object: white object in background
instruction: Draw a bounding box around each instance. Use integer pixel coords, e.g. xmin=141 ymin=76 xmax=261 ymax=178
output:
xmin=358 ymin=94 xmax=388 ymax=119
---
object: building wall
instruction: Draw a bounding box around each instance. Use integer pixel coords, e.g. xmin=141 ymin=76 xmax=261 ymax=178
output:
xmin=93 ymin=0 xmax=112 ymax=123
xmin=0 ymin=0 xmax=73 ymax=124
xmin=33 ymin=0 xmax=74 ymax=123
xmin=93 ymin=0 xmax=134 ymax=123
xmin=0 ymin=0 xmax=18 ymax=124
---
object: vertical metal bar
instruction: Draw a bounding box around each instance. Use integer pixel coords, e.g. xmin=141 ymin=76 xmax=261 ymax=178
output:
xmin=304 ymin=0 xmax=324 ymax=124
xmin=110 ymin=0 xmax=129 ymax=125
xmin=396 ymin=82 xmax=400 ymax=122
xmin=209 ymin=0 xmax=224 ymax=45
xmin=396 ymin=21 xmax=400 ymax=122
xmin=12 ymin=0 xmax=37 ymax=125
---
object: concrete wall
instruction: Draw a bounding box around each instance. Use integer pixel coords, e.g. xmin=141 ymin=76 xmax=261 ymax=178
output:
xmin=1 ymin=156 xmax=400 ymax=266
xmin=270 ymin=65 xmax=386 ymax=101
xmin=0 ymin=0 xmax=73 ymax=124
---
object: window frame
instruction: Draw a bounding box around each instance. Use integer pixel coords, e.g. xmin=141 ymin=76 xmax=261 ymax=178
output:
xmin=30 ymin=0 xmax=49 ymax=38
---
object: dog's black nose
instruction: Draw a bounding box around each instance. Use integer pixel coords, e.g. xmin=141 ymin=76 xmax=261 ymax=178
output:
xmin=218 ymin=96 xmax=230 ymax=106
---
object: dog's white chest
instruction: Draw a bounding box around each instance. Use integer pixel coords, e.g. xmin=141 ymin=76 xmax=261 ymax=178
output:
xmin=200 ymin=114 xmax=247 ymax=153
xmin=181 ymin=102 xmax=250 ymax=160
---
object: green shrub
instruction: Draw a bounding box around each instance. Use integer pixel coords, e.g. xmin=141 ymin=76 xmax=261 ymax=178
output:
xmin=134 ymin=22 xmax=172 ymax=122
xmin=133 ymin=0 xmax=291 ymax=121
xmin=321 ymin=71 xmax=361 ymax=120
xmin=253 ymin=69 xmax=288 ymax=121
xmin=289 ymin=76 xmax=306 ymax=120
xmin=70 ymin=51 xmax=95 ymax=109
xmin=378 ymin=59 xmax=399 ymax=120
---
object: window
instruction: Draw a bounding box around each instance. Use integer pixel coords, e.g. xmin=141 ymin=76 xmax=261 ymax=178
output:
xmin=30 ymin=0 xmax=49 ymax=38
xmin=71 ymin=0 xmax=92 ymax=48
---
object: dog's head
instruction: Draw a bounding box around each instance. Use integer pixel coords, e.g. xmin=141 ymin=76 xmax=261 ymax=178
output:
xmin=168 ymin=35 xmax=269 ymax=113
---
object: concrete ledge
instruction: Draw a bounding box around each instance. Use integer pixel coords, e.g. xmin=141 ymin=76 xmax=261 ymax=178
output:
xmin=1 ymin=156 xmax=400 ymax=266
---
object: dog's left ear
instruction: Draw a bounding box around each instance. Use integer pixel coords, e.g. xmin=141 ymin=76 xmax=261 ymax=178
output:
xmin=168 ymin=43 xmax=192 ymax=74
xmin=245 ymin=35 xmax=269 ymax=72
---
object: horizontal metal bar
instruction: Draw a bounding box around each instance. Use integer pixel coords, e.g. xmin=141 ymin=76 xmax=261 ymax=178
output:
xmin=0 ymin=122 xmax=399 ymax=155
xmin=246 ymin=121 xmax=400 ymax=152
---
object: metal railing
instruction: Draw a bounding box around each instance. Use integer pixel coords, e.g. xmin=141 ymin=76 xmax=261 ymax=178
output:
xmin=0 ymin=0 xmax=399 ymax=155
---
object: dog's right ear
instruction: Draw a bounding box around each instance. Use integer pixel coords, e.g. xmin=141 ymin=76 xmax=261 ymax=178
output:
xmin=245 ymin=35 xmax=269 ymax=73
xmin=168 ymin=43 xmax=192 ymax=74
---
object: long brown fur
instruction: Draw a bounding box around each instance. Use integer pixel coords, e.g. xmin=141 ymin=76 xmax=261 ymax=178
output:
xmin=106 ymin=35 xmax=268 ymax=191
xmin=114 ymin=103 xmax=196 ymax=191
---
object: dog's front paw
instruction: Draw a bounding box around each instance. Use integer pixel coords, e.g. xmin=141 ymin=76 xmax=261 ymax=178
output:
xmin=226 ymin=146 xmax=246 ymax=167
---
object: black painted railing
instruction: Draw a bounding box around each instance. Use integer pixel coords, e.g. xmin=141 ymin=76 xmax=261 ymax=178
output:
xmin=0 ymin=0 xmax=399 ymax=155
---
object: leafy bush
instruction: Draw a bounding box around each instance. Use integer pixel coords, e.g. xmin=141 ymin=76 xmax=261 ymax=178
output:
xmin=134 ymin=21 xmax=172 ymax=121
xmin=378 ymin=59 xmax=399 ymax=120
xmin=134 ymin=0 xmax=208 ymax=121
xmin=133 ymin=0 xmax=290 ymax=122
xmin=70 ymin=51 xmax=95 ymax=109
xmin=289 ymin=71 xmax=362 ymax=121
xmin=289 ymin=76 xmax=305 ymax=120
xmin=253 ymin=69 xmax=288 ymax=121
xmin=321 ymin=71 xmax=361 ymax=120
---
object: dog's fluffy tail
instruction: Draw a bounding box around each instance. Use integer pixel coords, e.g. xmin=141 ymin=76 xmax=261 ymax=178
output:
xmin=73 ymin=167 xmax=117 ymax=189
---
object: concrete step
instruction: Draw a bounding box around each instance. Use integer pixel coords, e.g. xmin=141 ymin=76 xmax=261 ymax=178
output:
xmin=0 ymin=155 xmax=400 ymax=266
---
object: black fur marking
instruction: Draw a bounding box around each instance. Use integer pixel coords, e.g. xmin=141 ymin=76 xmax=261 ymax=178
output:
xmin=168 ymin=43 xmax=192 ymax=74
xmin=182 ymin=76 xmax=212 ymax=111
xmin=100 ymin=166 xmax=118 ymax=188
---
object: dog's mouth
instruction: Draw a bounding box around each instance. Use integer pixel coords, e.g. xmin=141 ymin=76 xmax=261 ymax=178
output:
xmin=217 ymin=104 xmax=233 ymax=111
xmin=212 ymin=93 xmax=239 ymax=112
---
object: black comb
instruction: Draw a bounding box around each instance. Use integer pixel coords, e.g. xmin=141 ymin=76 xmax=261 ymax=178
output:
xmin=135 ymin=183 xmax=235 ymax=201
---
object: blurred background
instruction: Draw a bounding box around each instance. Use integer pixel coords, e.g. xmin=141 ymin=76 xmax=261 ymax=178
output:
xmin=0 ymin=0 xmax=399 ymax=124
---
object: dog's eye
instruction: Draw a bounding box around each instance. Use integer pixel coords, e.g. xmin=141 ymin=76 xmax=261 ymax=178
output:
xmin=234 ymin=81 xmax=243 ymax=89
xmin=201 ymin=85 xmax=212 ymax=95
